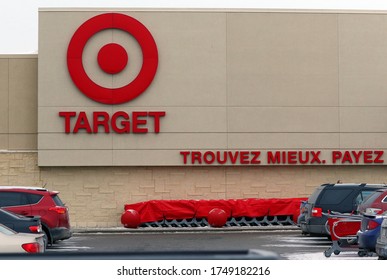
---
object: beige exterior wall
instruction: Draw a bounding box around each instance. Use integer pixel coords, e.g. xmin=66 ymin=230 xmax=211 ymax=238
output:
xmin=0 ymin=55 xmax=37 ymax=151
xmin=36 ymin=9 xmax=387 ymax=166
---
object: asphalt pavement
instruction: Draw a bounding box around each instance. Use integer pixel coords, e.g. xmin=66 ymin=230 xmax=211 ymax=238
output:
xmin=46 ymin=226 xmax=380 ymax=260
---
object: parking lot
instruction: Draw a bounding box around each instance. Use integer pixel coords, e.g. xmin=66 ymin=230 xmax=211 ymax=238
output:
xmin=44 ymin=229 xmax=378 ymax=260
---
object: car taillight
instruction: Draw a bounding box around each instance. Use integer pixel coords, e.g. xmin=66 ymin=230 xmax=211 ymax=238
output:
xmin=367 ymin=220 xmax=380 ymax=230
xmin=49 ymin=206 xmax=67 ymax=214
xmin=312 ymin=207 xmax=322 ymax=217
xmin=21 ymin=242 xmax=41 ymax=254
xmin=28 ymin=225 xmax=42 ymax=233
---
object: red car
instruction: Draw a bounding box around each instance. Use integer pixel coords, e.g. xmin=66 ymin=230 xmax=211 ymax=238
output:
xmin=358 ymin=189 xmax=387 ymax=215
xmin=0 ymin=186 xmax=72 ymax=245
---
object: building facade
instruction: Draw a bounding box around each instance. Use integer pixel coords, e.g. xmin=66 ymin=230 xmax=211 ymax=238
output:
xmin=1 ymin=9 xmax=387 ymax=227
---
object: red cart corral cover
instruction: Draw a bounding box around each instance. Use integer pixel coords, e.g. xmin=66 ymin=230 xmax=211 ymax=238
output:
xmin=124 ymin=198 xmax=306 ymax=223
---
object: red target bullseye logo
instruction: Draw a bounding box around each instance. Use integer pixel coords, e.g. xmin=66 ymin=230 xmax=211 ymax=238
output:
xmin=67 ymin=13 xmax=158 ymax=105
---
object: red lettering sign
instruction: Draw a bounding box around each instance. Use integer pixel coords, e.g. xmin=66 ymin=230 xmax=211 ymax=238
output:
xmin=180 ymin=150 xmax=384 ymax=165
xmin=59 ymin=111 xmax=166 ymax=134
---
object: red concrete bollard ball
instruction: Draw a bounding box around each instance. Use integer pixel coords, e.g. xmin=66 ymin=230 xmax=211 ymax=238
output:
xmin=208 ymin=208 xmax=228 ymax=227
xmin=121 ymin=209 xmax=141 ymax=228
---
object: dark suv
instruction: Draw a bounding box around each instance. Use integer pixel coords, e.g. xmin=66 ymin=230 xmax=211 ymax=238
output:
xmin=0 ymin=186 xmax=72 ymax=245
xmin=298 ymin=183 xmax=387 ymax=236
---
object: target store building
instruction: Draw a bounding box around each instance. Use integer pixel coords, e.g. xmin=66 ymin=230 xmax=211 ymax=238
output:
xmin=2 ymin=9 xmax=387 ymax=228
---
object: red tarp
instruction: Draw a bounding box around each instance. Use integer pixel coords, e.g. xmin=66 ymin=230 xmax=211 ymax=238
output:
xmin=124 ymin=198 xmax=307 ymax=223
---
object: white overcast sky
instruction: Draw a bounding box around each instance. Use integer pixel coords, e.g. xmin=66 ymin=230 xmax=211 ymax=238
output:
xmin=2 ymin=0 xmax=387 ymax=54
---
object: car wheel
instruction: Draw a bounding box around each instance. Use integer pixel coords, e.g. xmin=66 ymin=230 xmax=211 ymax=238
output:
xmin=358 ymin=251 xmax=367 ymax=257
xmin=324 ymin=250 xmax=331 ymax=258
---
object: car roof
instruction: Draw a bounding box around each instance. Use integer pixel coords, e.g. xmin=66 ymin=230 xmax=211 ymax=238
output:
xmin=322 ymin=183 xmax=387 ymax=188
xmin=369 ymin=188 xmax=387 ymax=195
xmin=0 ymin=186 xmax=48 ymax=191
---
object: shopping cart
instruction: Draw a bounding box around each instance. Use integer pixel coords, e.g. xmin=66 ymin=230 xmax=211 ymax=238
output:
xmin=323 ymin=212 xmax=362 ymax=258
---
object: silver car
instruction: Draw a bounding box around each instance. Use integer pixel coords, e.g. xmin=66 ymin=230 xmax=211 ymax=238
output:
xmin=0 ymin=223 xmax=45 ymax=254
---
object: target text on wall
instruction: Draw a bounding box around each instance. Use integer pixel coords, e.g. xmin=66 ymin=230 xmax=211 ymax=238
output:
xmin=59 ymin=111 xmax=166 ymax=134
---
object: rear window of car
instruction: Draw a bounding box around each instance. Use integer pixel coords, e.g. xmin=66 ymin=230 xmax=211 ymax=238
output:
xmin=27 ymin=194 xmax=43 ymax=204
xmin=318 ymin=189 xmax=353 ymax=205
xmin=308 ymin=186 xmax=324 ymax=203
xmin=52 ymin=194 xmax=65 ymax=206
xmin=361 ymin=191 xmax=384 ymax=207
xmin=0 ymin=192 xmax=29 ymax=207
xmin=355 ymin=190 xmax=378 ymax=206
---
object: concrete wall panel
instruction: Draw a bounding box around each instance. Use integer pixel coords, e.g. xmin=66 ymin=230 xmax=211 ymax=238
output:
xmin=340 ymin=107 xmax=387 ymax=132
xmin=228 ymin=133 xmax=340 ymax=149
xmin=227 ymin=13 xmax=339 ymax=107
xmin=9 ymin=134 xmax=37 ymax=150
xmin=228 ymin=107 xmax=339 ymax=133
xmin=339 ymin=14 xmax=387 ymax=107
xmin=9 ymin=59 xmax=37 ymax=134
xmin=0 ymin=59 xmax=9 ymax=134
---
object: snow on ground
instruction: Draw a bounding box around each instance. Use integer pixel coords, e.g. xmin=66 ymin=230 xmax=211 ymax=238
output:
xmin=283 ymin=251 xmax=378 ymax=260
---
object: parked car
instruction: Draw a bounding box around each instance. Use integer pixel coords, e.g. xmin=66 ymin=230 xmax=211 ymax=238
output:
xmin=356 ymin=189 xmax=387 ymax=255
xmin=376 ymin=217 xmax=387 ymax=260
xmin=0 ymin=186 xmax=72 ymax=245
xmin=357 ymin=213 xmax=384 ymax=256
xmin=0 ymin=208 xmax=42 ymax=235
xmin=357 ymin=189 xmax=387 ymax=215
xmin=0 ymin=223 xmax=45 ymax=253
xmin=0 ymin=208 xmax=46 ymax=248
xmin=298 ymin=183 xmax=387 ymax=236
xmin=297 ymin=200 xmax=307 ymax=234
